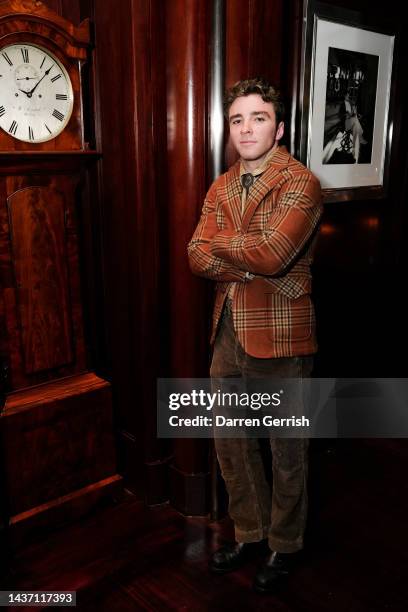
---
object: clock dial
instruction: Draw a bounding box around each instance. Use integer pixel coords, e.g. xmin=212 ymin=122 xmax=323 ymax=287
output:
xmin=0 ymin=43 xmax=74 ymax=143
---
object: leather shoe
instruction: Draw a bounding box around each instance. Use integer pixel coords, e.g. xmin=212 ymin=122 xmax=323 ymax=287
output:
xmin=209 ymin=541 xmax=266 ymax=574
xmin=253 ymin=550 xmax=294 ymax=593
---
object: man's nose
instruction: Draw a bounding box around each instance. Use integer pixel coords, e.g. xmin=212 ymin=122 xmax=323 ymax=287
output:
xmin=240 ymin=120 xmax=252 ymax=133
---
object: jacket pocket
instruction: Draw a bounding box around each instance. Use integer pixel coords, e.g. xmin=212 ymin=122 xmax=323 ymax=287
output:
xmin=266 ymin=292 xmax=314 ymax=342
xmin=264 ymin=274 xmax=311 ymax=300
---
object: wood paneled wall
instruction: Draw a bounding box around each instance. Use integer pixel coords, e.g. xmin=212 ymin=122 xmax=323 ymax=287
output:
xmin=224 ymin=0 xmax=286 ymax=166
xmin=42 ymin=0 xmax=80 ymax=25
xmin=164 ymin=0 xmax=213 ymax=512
xmin=88 ymin=0 xmax=171 ymax=503
xmin=225 ymin=0 xmax=284 ymax=85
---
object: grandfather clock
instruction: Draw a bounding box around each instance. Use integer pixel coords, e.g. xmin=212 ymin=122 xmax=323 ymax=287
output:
xmin=0 ymin=0 xmax=121 ymax=547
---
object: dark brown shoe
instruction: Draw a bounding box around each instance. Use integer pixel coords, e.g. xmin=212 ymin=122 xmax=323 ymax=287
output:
xmin=209 ymin=541 xmax=266 ymax=574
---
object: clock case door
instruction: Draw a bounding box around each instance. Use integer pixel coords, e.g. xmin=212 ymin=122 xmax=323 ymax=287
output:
xmin=0 ymin=0 xmax=121 ymax=549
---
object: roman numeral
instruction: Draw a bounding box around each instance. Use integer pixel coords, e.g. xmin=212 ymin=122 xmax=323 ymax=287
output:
xmin=52 ymin=109 xmax=64 ymax=122
xmin=56 ymin=94 xmax=67 ymax=100
xmin=21 ymin=48 xmax=29 ymax=63
xmin=40 ymin=56 xmax=46 ymax=68
xmin=0 ymin=106 xmax=5 ymax=117
xmin=2 ymin=52 xmax=12 ymax=66
xmin=50 ymin=74 xmax=62 ymax=83
xmin=9 ymin=120 xmax=18 ymax=135
xmin=45 ymin=123 xmax=52 ymax=134
xmin=28 ymin=126 xmax=34 ymax=141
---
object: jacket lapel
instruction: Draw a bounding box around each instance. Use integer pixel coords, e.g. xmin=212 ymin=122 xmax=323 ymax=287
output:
xmin=241 ymin=147 xmax=290 ymax=231
xmin=222 ymin=161 xmax=242 ymax=230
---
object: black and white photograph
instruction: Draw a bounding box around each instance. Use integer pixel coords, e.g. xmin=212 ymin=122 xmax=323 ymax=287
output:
xmin=322 ymin=48 xmax=378 ymax=165
xmin=300 ymin=10 xmax=395 ymax=196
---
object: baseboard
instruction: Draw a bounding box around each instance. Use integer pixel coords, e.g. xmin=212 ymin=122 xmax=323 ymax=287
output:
xmin=8 ymin=474 xmax=123 ymax=549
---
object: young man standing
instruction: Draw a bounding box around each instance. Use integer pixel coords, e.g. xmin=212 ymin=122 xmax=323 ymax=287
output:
xmin=188 ymin=78 xmax=322 ymax=593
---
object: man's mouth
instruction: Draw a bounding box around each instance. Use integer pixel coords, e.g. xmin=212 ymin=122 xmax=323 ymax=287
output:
xmin=240 ymin=141 xmax=257 ymax=145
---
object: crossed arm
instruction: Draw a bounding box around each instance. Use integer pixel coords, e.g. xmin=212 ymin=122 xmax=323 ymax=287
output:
xmin=188 ymin=172 xmax=322 ymax=281
xmin=187 ymin=181 xmax=247 ymax=282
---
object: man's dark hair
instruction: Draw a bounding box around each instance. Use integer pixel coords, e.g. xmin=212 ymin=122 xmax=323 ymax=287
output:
xmin=223 ymin=77 xmax=285 ymax=124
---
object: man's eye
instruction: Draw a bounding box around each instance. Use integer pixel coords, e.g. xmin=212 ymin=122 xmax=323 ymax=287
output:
xmin=232 ymin=119 xmax=241 ymax=125
xmin=255 ymin=116 xmax=265 ymax=122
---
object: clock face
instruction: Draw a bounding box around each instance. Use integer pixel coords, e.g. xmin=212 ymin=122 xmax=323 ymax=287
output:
xmin=0 ymin=43 xmax=74 ymax=143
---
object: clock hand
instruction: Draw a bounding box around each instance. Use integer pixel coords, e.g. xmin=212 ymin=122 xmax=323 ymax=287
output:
xmin=17 ymin=88 xmax=32 ymax=97
xmin=16 ymin=77 xmax=38 ymax=80
xmin=27 ymin=65 xmax=53 ymax=97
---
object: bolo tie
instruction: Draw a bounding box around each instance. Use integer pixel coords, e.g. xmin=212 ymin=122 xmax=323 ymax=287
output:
xmin=241 ymin=172 xmax=254 ymax=194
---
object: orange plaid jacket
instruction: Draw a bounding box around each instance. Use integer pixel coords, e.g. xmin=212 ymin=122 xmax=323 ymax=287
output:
xmin=187 ymin=146 xmax=322 ymax=358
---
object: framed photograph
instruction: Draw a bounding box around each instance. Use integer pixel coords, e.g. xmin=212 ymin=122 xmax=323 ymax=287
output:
xmin=299 ymin=1 xmax=396 ymax=202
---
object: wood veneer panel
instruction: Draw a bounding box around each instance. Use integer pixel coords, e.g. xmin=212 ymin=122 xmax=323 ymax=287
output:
xmin=1 ymin=173 xmax=87 ymax=390
xmin=9 ymin=186 xmax=73 ymax=373
xmin=165 ymin=0 xmax=211 ymax=378
xmin=91 ymin=0 xmax=185 ymax=502
xmin=164 ymin=0 xmax=212 ymax=512
xmin=2 ymin=373 xmax=116 ymax=515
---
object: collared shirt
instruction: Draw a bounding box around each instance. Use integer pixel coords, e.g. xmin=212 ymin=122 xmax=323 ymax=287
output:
xmin=238 ymin=145 xmax=279 ymax=214
xmin=228 ymin=146 xmax=280 ymax=298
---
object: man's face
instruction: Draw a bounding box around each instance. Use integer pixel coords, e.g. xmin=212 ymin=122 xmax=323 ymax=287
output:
xmin=228 ymin=93 xmax=284 ymax=169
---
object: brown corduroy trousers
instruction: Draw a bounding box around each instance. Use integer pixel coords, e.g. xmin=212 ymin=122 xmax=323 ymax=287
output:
xmin=210 ymin=299 xmax=313 ymax=553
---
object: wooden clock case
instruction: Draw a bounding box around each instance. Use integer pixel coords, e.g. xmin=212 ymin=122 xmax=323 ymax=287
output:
xmin=0 ymin=0 xmax=121 ymax=549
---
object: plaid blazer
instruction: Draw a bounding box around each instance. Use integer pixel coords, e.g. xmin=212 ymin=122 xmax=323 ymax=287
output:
xmin=188 ymin=146 xmax=322 ymax=358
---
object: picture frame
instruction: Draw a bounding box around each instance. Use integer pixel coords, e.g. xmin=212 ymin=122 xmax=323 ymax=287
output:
xmin=298 ymin=1 xmax=397 ymax=203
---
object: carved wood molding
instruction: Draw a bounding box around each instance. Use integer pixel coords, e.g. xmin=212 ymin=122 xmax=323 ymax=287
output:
xmin=0 ymin=0 xmax=90 ymax=54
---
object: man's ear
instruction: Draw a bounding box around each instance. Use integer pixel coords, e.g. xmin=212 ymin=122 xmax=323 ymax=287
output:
xmin=276 ymin=121 xmax=285 ymax=142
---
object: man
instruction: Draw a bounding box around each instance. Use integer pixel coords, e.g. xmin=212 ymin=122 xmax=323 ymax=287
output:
xmin=187 ymin=78 xmax=322 ymax=593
